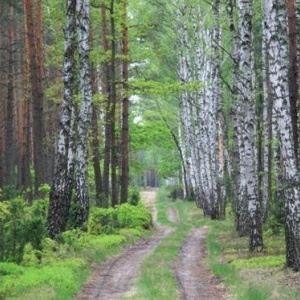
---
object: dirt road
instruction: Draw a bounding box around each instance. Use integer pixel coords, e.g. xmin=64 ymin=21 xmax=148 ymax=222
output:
xmin=75 ymin=191 xmax=228 ymax=300
xmin=176 ymin=227 xmax=227 ymax=300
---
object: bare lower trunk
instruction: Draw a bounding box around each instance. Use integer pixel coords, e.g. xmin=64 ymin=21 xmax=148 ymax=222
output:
xmin=237 ymin=0 xmax=263 ymax=251
xmin=74 ymin=0 xmax=93 ymax=226
xmin=120 ymin=0 xmax=129 ymax=204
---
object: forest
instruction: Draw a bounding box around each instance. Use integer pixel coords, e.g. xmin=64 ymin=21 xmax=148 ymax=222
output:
xmin=1 ymin=0 xmax=300 ymax=299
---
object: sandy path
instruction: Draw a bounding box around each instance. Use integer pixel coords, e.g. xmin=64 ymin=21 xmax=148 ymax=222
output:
xmin=74 ymin=190 xmax=173 ymax=300
xmin=75 ymin=191 xmax=229 ymax=300
xmin=176 ymin=227 xmax=228 ymax=300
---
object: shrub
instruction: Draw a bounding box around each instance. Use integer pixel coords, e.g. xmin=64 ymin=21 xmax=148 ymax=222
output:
xmin=87 ymin=207 xmax=119 ymax=234
xmin=0 ymin=197 xmax=27 ymax=263
xmin=128 ymin=186 xmax=141 ymax=206
xmin=0 ymin=262 xmax=24 ymax=276
xmin=87 ymin=202 xmax=152 ymax=235
xmin=24 ymin=197 xmax=48 ymax=252
xmin=116 ymin=202 xmax=152 ymax=229
xmin=165 ymin=184 xmax=184 ymax=200
xmin=0 ymin=196 xmax=48 ymax=264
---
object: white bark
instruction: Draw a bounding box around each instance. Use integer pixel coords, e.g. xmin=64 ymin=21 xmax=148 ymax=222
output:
xmin=75 ymin=0 xmax=93 ymax=226
xmin=175 ymin=1 xmax=225 ymax=219
xmin=263 ymin=0 xmax=300 ymax=269
xmin=226 ymin=0 xmax=243 ymax=231
xmin=261 ymin=19 xmax=272 ymax=223
xmin=48 ymin=0 xmax=77 ymax=238
xmin=237 ymin=0 xmax=262 ymax=250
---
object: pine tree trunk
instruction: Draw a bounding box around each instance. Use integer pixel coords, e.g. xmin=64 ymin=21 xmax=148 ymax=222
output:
xmin=91 ymin=104 xmax=103 ymax=206
xmin=110 ymin=0 xmax=118 ymax=207
xmin=287 ymin=0 xmax=299 ymax=167
xmin=102 ymin=1 xmax=111 ymax=203
xmin=24 ymin=0 xmax=45 ymax=192
xmin=20 ymin=1 xmax=32 ymax=197
xmin=89 ymin=25 xmax=103 ymax=207
xmin=120 ymin=0 xmax=129 ymax=204
xmin=5 ymin=1 xmax=16 ymax=187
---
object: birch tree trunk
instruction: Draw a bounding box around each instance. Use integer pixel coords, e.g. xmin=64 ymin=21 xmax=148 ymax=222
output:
xmin=226 ymin=0 xmax=245 ymax=234
xmin=263 ymin=0 xmax=300 ymax=270
xmin=74 ymin=0 xmax=93 ymax=226
xmin=237 ymin=0 xmax=263 ymax=250
xmin=48 ymin=0 xmax=76 ymax=238
xmin=212 ymin=0 xmax=226 ymax=219
xmin=261 ymin=21 xmax=273 ymax=223
xmin=176 ymin=2 xmax=195 ymax=202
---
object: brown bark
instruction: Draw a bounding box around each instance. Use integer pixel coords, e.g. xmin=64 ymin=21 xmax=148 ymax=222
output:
xmin=37 ymin=0 xmax=53 ymax=184
xmin=0 ymin=7 xmax=4 ymax=190
xmin=24 ymin=0 xmax=45 ymax=192
xmin=4 ymin=1 xmax=16 ymax=187
xmin=287 ymin=0 xmax=299 ymax=167
xmin=90 ymin=26 xmax=103 ymax=206
xmin=120 ymin=0 xmax=129 ymax=204
xmin=102 ymin=1 xmax=111 ymax=202
xmin=91 ymin=104 xmax=103 ymax=206
xmin=20 ymin=1 xmax=32 ymax=198
xmin=110 ymin=0 xmax=118 ymax=207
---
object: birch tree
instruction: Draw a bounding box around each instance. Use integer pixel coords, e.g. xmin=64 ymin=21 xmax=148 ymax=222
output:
xmin=175 ymin=1 xmax=225 ymax=219
xmin=74 ymin=0 xmax=93 ymax=226
xmin=263 ymin=0 xmax=300 ymax=270
xmin=226 ymin=0 xmax=245 ymax=234
xmin=236 ymin=0 xmax=263 ymax=250
xmin=48 ymin=0 xmax=76 ymax=238
xmin=48 ymin=0 xmax=93 ymax=236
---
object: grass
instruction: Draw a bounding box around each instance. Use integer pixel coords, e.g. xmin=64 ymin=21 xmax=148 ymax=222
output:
xmin=0 ymin=259 xmax=89 ymax=300
xmin=204 ymin=213 xmax=300 ymax=300
xmin=204 ymin=221 xmax=271 ymax=299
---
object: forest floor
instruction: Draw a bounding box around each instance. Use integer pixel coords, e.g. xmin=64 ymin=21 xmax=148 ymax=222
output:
xmin=75 ymin=190 xmax=229 ymax=300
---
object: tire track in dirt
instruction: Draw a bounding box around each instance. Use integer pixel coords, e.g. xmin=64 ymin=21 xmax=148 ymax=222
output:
xmin=74 ymin=190 xmax=174 ymax=300
xmin=176 ymin=227 xmax=228 ymax=300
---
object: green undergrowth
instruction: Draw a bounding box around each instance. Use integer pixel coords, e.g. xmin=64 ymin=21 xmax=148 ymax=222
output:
xmin=125 ymin=189 xmax=202 ymax=300
xmin=0 ymin=201 xmax=152 ymax=300
xmin=205 ymin=216 xmax=300 ymax=300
